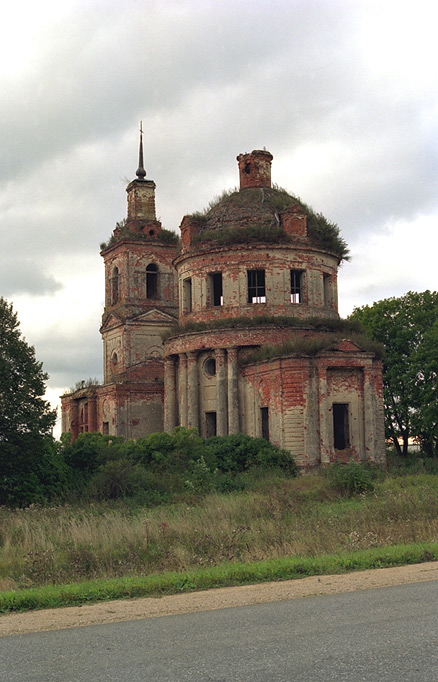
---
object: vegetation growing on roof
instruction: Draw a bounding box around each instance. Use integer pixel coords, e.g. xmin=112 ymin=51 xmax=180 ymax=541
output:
xmin=194 ymin=224 xmax=292 ymax=246
xmin=65 ymin=378 xmax=101 ymax=395
xmin=163 ymin=315 xmax=365 ymax=341
xmin=100 ymin=220 xmax=179 ymax=251
xmin=241 ymin=333 xmax=384 ymax=365
xmin=187 ymin=184 xmax=350 ymax=261
xmin=190 ymin=187 xmax=239 ymax=219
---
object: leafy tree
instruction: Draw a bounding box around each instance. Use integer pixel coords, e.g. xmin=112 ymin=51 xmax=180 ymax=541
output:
xmin=350 ymin=291 xmax=438 ymax=456
xmin=0 ymin=297 xmax=57 ymax=504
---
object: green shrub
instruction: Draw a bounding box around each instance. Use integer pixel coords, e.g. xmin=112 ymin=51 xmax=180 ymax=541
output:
xmin=185 ymin=456 xmax=217 ymax=493
xmin=90 ymin=461 xmax=150 ymax=500
xmin=57 ymin=429 xmax=297 ymax=504
xmin=324 ymin=460 xmax=375 ymax=496
xmin=205 ymin=433 xmax=297 ymax=476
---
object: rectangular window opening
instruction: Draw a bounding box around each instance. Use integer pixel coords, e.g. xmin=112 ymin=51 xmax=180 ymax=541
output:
xmin=205 ymin=412 xmax=217 ymax=438
xmin=209 ymin=272 xmax=223 ymax=306
xmin=248 ymin=269 xmax=266 ymax=304
xmin=102 ymin=421 xmax=109 ymax=435
xmin=333 ymin=403 xmax=350 ymax=450
xmin=290 ymin=270 xmax=303 ymax=304
xmin=261 ymin=407 xmax=269 ymax=441
xmin=183 ymin=277 xmax=192 ymax=313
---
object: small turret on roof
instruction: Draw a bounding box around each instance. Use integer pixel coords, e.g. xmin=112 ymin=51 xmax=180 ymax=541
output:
xmin=237 ymin=149 xmax=273 ymax=189
xmin=126 ymin=122 xmax=157 ymax=223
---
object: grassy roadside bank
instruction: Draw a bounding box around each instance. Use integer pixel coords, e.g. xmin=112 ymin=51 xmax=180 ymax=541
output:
xmin=2 ymin=465 xmax=438 ymax=613
xmin=1 ymin=542 xmax=437 ymax=614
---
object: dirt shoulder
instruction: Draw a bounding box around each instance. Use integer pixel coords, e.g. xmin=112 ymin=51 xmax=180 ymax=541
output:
xmin=2 ymin=561 xmax=438 ymax=637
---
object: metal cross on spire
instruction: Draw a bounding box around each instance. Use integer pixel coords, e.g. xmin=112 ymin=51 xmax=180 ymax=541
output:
xmin=136 ymin=121 xmax=147 ymax=180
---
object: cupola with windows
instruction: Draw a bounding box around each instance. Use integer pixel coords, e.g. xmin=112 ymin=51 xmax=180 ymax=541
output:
xmin=174 ymin=150 xmax=345 ymax=325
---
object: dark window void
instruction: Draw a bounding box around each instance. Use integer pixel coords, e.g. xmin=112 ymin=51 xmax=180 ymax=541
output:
xmin=111 ymin=267 xmax=119 ymax=305
xmin=205 ymin=412 xmax=217 ymax=438
xmin=290 ymin=270 xmax=303 ymax=304
xmin=183 ymin=277 xmax=192 ymax=313
xmin=146 ymin=263 xmax=159 ymax=299
xmin=333 ymin=403 xmax=350 ymax=449
xmin=248 ymin=269 xmax=266 ymax=303
xmin=261 ymin=407 xmax=269 ymax=441
xmin=209 ymin=272 xmax=223 ymax=306
xmin=102 ymin=421 xmax=109 ymax=435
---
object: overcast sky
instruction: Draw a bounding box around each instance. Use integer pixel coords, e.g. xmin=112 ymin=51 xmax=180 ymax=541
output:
xmin=1 ymin=0 xmax=437 ymax=435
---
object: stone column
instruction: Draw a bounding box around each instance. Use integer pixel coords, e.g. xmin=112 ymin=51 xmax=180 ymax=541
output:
xmin=178 ymin=353 xmax=188 ymax=428
xmin=215 ymin=348 xmax=227 ymax=436
xmin=187 ymin=351 xmax=199 ymax=431
xmin=227 ymin=347 xmax=239 ymax=434
xmin=363 ymin=366 xmax=376 ymax=463
xmin=164 ymin=356 xmax=177 ymax=433
xmin=318 ymin=366 xmax=330 ymax=464
xmin=88 ymin=394 xmax=98 ymax=433
xmin=70 ymin=400 xmax=79 ymax=441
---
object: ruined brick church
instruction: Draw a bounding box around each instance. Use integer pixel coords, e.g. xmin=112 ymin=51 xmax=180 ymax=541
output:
xmin=61 ymin=135 xmax=386 ymax=468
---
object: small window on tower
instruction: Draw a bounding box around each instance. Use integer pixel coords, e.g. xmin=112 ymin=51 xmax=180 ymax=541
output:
xmin=183 ymin=277 xmax=192 ymax=313
xmin=247 ymin=270 xmax=266 ymax=303
xmin=146 ymin=263 xmax=159 ymax=299
xmin=111 ymin=267 xmax=119 ymax=305
xmin=290 ymin=270 xmax=303 ymax=304
xmin=111 ymin=352 xmax=118 ymax=373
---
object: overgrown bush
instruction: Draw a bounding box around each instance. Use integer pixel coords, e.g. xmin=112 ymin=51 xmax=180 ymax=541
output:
xmin=90 ymin=460 xmax=150 ymax=500
xmin=56 ymin=428 xmax=297 ymax=504
xmin=324 ymin=460 xmax=375 ymax=496
xmin=204 ymin=433 xmax=297 ymax=476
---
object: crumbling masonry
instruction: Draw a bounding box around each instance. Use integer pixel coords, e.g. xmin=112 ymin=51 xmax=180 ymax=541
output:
xmin=61 ymin=141 xmax=386 ymax=469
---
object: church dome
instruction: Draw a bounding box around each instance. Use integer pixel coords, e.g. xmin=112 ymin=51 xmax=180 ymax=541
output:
xmin=187 ymin=150 xmax=348 ymax=261
xmin=199 ymin=186 xmax=295 ymax=235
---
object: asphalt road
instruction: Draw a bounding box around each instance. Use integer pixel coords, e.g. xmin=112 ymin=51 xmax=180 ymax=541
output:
xmin=1 ymin=580 xmax=438 ymax=681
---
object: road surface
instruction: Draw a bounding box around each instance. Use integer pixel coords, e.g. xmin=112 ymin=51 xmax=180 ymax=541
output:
xmin=1 ymin=580 xmax=438 ymax=681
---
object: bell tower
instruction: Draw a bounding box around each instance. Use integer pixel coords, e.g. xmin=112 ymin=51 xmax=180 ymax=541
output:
xmin=98 ymin=125 xmax=178 ymax=437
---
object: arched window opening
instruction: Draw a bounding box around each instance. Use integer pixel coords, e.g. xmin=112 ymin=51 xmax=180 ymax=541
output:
xmin=111 ymin=267 xmax=119 ymax=305
xmin=146 ymin=263 xmax=159 ymax=299
xmin=111 ymin=352 xmax=118 ymax=373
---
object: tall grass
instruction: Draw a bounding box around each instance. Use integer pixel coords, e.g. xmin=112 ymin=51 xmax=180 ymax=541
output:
xmin=1 ymin=472 xmax=438 ymax=591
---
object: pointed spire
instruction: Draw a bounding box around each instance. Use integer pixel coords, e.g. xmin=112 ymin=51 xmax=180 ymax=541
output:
xmin=136 ymin=121 xmax=146 ymax=180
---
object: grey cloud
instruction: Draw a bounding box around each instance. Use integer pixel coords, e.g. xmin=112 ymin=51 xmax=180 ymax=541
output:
xmin=2 ymin=0 xmax=437 ymax=404
xmin=0 ymin=259 xmax=63 ymax=297
xmin=29 ymin=325 xmax=103 ymax=390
